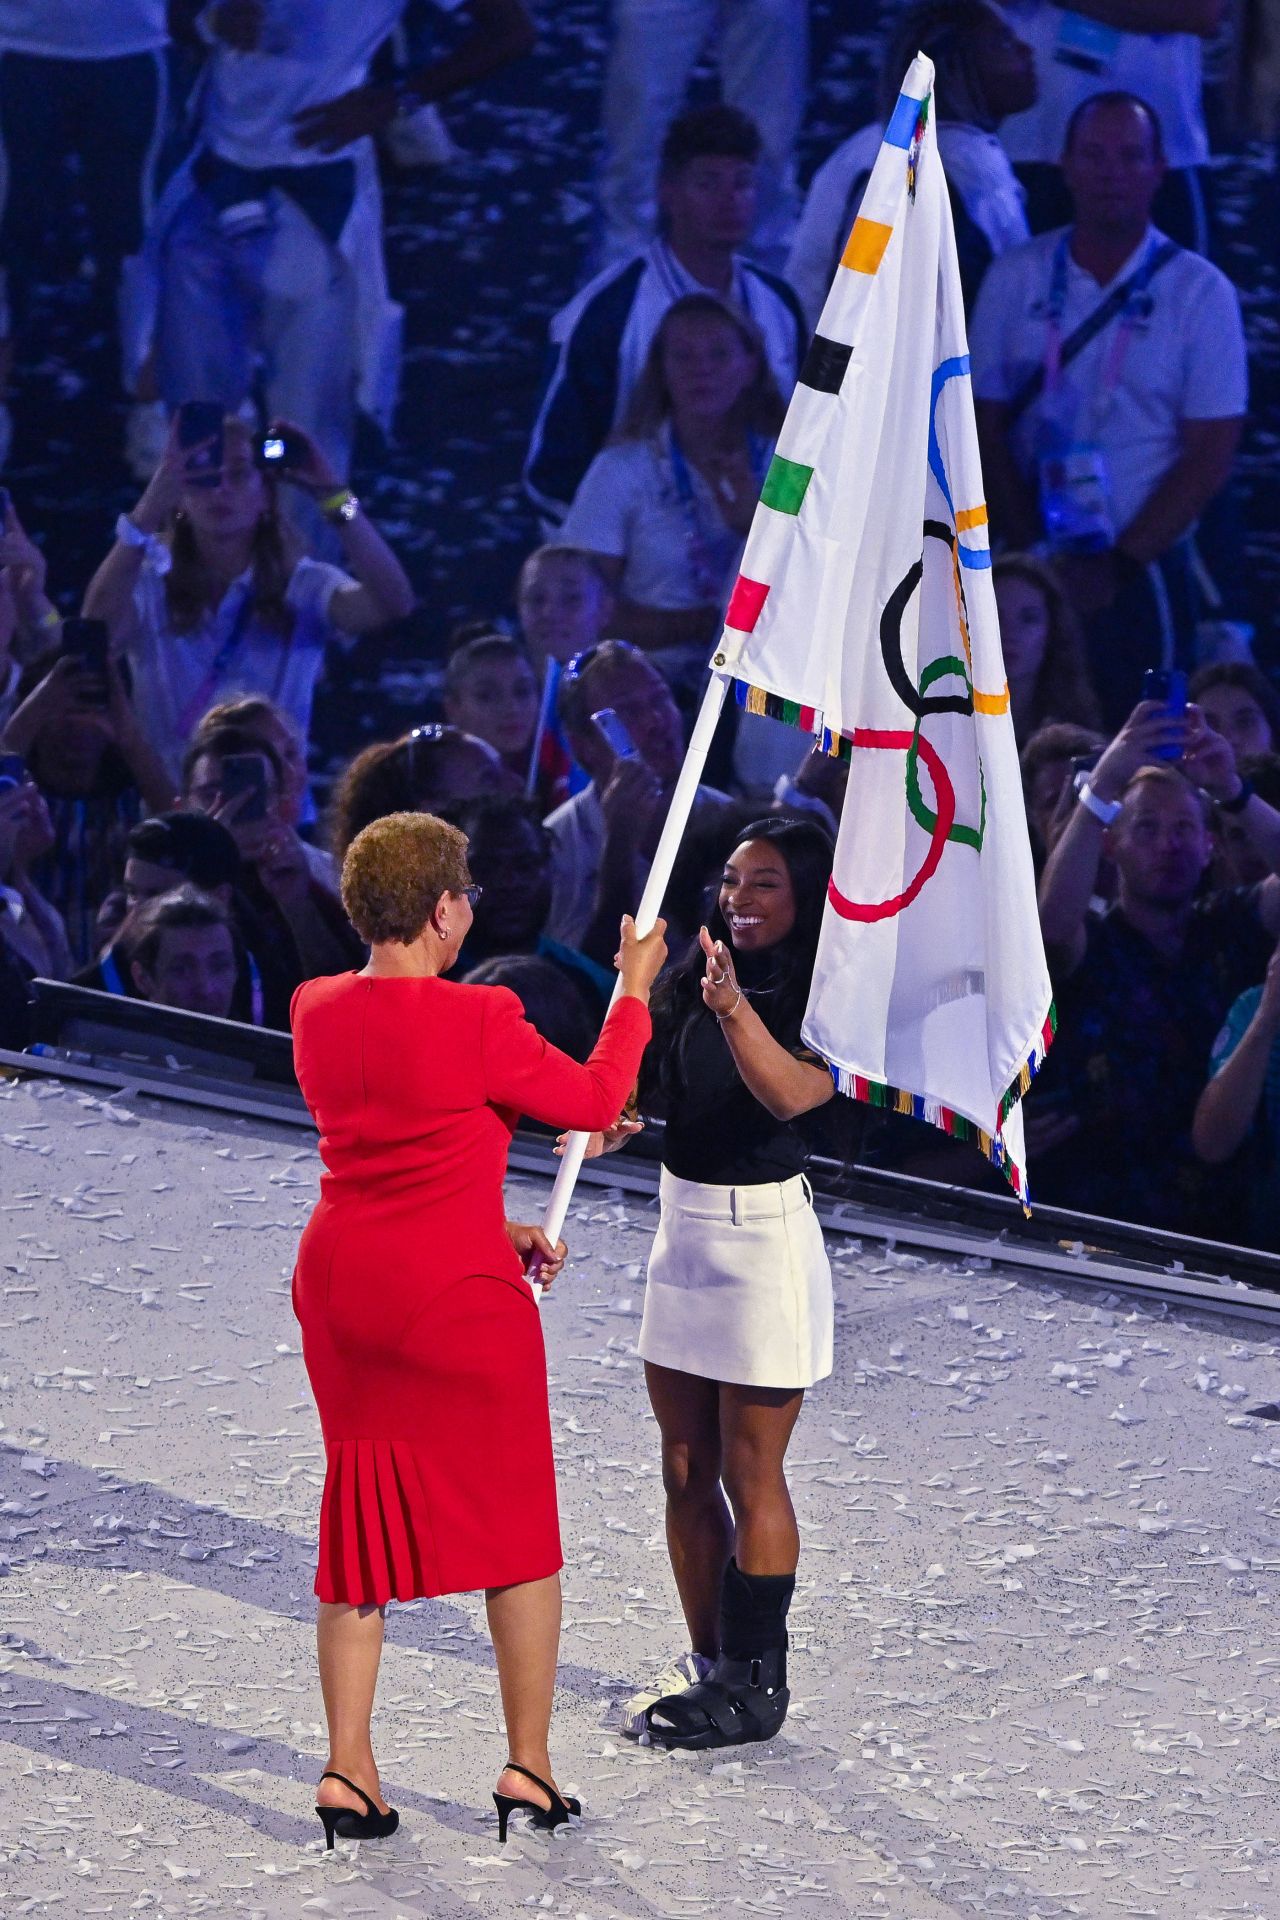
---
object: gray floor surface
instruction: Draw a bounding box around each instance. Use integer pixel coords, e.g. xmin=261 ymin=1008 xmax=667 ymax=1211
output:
xmin=1 ymin=1073 xmax=1278 ymax=1919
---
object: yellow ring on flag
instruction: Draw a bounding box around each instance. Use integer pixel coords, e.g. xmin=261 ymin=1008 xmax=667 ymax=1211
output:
xmin=974 ymin=685 xmax=1010 ymax=715
xmin=955 ymin=504 xmax=988 ymax=532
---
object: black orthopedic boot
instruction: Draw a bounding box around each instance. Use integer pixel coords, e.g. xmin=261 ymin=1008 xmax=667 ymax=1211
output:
xmin=644 ymin=1558 xmax=794 ymax=1749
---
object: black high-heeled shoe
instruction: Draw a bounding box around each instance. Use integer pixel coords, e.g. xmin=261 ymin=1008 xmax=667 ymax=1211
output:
xmin=314 ymin=1769 xmax=399 ymax=1849
xmin=492 ymin=1761 xmax=581 ymax=1844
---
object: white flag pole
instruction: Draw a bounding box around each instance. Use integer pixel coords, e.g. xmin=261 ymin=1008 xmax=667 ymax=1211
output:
xmin=527 ymin=668 xmax=732 ymax=1295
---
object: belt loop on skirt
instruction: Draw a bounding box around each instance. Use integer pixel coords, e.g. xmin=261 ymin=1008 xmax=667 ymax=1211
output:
xmin=731 ymin=1186 xmax=743 ymax=1226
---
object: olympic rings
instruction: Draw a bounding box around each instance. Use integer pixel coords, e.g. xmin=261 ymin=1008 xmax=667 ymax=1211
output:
xmin=827 ymin=729 xmax=956 ymax=923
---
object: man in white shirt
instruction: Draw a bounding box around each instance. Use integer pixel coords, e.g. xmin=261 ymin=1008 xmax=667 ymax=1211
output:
xmin=787 ymin=1 xmax=1037 ymax=326
xmin=969 ymin=90 xmax=1247 ymax=724
xmin=544 ymin=641 xmax=732 ymax=957
xmin=0 ymin=1 xmax=171 ymax=459
xmin=597 ymin=0 xmax=808 ymax=275
xmin=525 ymin=104 xmax=806 ymax=526
xmin=999 ymin=0 xmax=1227 ymax=250
xmin=155 ymin=0 xmax=532 ymax=480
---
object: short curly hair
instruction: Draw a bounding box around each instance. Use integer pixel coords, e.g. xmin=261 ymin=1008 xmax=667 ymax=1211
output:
xmin=340 ymin=812 xmax=471 ymax=946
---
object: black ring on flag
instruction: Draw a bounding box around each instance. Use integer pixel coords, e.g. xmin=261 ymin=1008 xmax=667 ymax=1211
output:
xmin=879 ymin=522 xmax=975 ymax=720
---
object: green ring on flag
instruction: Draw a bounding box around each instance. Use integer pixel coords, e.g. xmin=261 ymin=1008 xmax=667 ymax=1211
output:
xmin=904 ymin=656 xmax=988 ymax=853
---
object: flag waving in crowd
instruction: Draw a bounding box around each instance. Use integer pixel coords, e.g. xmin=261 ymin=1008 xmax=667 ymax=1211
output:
xmin=715 ymin=53 xmax=1054 ymax=1201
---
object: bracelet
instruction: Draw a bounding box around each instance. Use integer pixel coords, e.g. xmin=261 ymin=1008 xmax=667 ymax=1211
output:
xmin=319 ymin=487 xmax=359 ymax=523
xmin=714 ymin=987 xmax=743 ymax=1023
xmin=1218 ymin=776 xmax=1254 ymax=816
xmin=115 ymin=512 xmax=172 ymax=575
xmin=1078 ymin=782 xmax=1122 ymax=826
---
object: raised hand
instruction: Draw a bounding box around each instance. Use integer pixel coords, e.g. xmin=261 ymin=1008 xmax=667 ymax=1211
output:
xmin=698 ymin=924 xmax=742 ymax=1020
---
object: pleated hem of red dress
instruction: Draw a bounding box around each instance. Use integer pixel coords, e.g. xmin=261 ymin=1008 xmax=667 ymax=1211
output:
xmin=314 ymin=1435 xmax=561 ymax=1607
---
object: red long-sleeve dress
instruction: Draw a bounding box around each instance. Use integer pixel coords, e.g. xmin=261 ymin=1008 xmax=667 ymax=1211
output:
xmin=290 ymin=973 xmax=650 ymax=1607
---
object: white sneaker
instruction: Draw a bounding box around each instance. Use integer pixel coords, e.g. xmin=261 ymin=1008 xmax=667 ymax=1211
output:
xmin=620 ymin=1650 xmax=714 ymax=1740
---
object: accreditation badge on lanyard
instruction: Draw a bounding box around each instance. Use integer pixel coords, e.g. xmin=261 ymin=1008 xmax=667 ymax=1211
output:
xmin=1035 ymin=235 xmax=1155 ymax=554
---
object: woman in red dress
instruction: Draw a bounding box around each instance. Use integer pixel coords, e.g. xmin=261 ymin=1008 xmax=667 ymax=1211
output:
xmin=290 ymin=810 xmax=664 ymax=1848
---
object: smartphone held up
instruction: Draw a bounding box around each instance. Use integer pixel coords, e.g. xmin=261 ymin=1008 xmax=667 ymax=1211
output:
xmin=176 ymin=401 xmax=225 ymax=485
xmin=255 ymin=428 xmax=309 ymax=475
xmin=1140 ymin=667 xmax=1188 ymax=762
xmin=218 ymin=753 xmax=271 ymax=823
xmin=61 ymin=617 xmax=111 ymax=708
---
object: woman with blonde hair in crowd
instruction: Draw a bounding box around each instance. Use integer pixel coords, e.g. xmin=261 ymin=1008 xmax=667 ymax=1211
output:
xmin=82 ymin=415 xmax=414 ymax=785
xmin=290 ymin=810 xmax=665 ymax=1845
xmin=561 ymin=292 xmax=783 ymax=689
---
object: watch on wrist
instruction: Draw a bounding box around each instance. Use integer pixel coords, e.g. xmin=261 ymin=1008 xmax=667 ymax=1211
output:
xmin=319 ymin=487 xmax=359 ymax=524
xmin=1078 ymin=782 xmax=1123 ymax=826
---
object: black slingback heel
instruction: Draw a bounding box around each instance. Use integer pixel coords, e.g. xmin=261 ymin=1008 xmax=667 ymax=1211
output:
xmin=314 ymin=1769 xmax=399 ymax=1849
xmin=492 ymin=1761 xmax=581 ymax=1843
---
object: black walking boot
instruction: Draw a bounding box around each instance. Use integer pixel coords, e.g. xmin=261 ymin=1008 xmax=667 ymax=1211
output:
xmin=644 ymin=1559 xmax=794 ymax=1750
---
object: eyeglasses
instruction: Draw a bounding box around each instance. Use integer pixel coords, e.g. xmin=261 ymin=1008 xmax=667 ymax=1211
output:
xmin=460 ymin=883 xmax=483 ymax=908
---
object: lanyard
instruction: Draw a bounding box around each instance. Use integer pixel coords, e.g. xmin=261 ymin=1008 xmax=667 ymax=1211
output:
xmin=176 ymin=580 xmax=296 ymax=738
xmin=668 ymin=428 xmax=766 ymax=605
xmin=1043 ymin=232 xmax=1162 ymax=415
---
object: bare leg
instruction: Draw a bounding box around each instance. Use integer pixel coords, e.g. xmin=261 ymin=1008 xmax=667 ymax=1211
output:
xmin=719 ymin=1385 xmax=806 ymax=1574
xmin=315 ymin=1601 xmax=392 ymax=1813
xmin=645 ymin=1361 xmax=734 ymax=1657
xmin=487 ymin=1572 xmax=563 ymax=1807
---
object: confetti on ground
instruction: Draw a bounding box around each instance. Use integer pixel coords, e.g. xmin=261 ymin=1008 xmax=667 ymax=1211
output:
xmin=2 ymin=1074 xmax=1279 ymax=1917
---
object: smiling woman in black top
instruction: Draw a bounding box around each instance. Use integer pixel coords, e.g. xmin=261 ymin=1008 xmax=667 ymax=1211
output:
xmin=573 ymin=815 xmax=836 ymax=1750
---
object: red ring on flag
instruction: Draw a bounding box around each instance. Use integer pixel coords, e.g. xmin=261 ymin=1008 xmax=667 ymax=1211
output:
xmin=827 ymin=729 xmax=956 ymax=922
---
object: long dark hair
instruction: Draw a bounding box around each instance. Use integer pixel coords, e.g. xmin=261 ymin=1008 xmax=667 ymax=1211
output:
xmin=643 ymin=814 xmax=834 ymax=1110
xmin=164 ymin=422 xmax=297 ymax=636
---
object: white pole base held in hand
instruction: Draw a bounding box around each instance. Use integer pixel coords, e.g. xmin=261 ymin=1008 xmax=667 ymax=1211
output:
xmin=526 ymin=670 xmax=732 ymax=1298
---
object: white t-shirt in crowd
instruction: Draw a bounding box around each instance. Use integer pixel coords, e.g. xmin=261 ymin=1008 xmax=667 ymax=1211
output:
xmin=787 ymin=120 xmax=1029 ymax=328
xmin=0 ymin=0 xmax=167 ymax=58
xmin=999 ymin=2 xmax=1209 ymax=170
xmin=561 ymin=426 xmax=763 ymax=612
xmin=126 ymin=553 xmax=357 ymax=782
xmin=202 ymin=0 xmax=464 ymax=170
xmin=968 ymin=224 xmax=1248 ymax=535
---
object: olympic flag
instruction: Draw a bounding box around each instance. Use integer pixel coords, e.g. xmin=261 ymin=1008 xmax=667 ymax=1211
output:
xmin=714 ymin=54 xmax=1053 ymax=1201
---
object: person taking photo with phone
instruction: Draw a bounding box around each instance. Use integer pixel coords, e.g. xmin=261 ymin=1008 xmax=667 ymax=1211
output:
xmin=82 ymin=412 xmax=414 ymax=786
xmin=181 ymin=724 xmax=364 ymax=985
xmin=542 ymin=641 xmax=732 ymax=965
xmin=1030 ymin=691 xmax=1280 ymax=1236
xmin=1 ymin=645 xmax=173 ymax=967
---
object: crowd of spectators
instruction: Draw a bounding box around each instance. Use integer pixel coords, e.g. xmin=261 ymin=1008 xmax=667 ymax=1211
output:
xmin=3 ymin=0 xmax=1280 ymax=1252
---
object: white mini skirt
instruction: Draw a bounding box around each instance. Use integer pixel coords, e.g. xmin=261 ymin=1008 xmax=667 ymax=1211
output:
xmin=638 ymin=1169 xmax=834 ymax=1390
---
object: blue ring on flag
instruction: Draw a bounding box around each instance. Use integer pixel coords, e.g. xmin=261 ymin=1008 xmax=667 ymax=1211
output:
xmin=928 ymin=356 xmax=992 ymax=571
